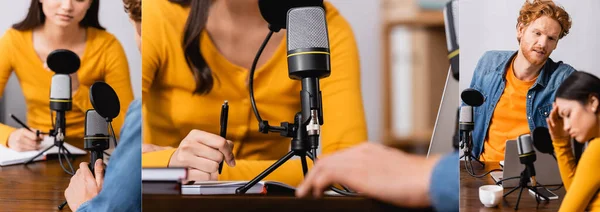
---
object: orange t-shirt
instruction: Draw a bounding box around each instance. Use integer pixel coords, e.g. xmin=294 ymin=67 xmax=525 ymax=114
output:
xmin=480 ymin=58 xmax=537 ymax=161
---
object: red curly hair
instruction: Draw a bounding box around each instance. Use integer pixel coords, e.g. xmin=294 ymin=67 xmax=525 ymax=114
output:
xmin=517 ymin=0 xmax=571 ymax=42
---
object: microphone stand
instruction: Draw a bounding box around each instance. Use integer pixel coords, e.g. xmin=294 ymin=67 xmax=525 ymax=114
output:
xmin=25 ymin=110 xmax=75 ymax=175
xmin=503 ymin=166 xmax=549 ymax=210
xmin=235 ymin=30 xmax=354 ymax=196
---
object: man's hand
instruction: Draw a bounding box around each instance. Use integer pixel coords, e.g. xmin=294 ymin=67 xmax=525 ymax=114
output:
xmin=296 ymin=143 xmax=441 ymax=208
xmin=65 ymin=159 xmax=105 ymax=211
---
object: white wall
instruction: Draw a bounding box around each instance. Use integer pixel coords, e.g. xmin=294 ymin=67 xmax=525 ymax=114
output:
xmin=460 ymin=0 xmax=600 ymax=92
xmin=329 ymin=0 xmax=382 ymax=141
xmin=0 ymin=1 xmax=141 ymax=127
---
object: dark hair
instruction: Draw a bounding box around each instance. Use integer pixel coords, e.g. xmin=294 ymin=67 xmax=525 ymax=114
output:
xmin=169 ymin=0 xmax=212 ymax=94
xmin=556 ymin=71 xmax=600 ymax=108
xmin=13 ymin=0 xmax=104 ymax=31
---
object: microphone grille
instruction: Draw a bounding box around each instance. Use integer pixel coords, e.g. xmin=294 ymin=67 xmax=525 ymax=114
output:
xmin=50 ymin=74 xmax=71 ymax=99
xmin=85 ymin=110 xmax=108 ymax=136
xmin=287 ymin=7 xmax=329 ymax=51
xmin=517 ymin=134 xmax=534 ymax=155
xmin=459 ymin=106 xmax=473 ymax=123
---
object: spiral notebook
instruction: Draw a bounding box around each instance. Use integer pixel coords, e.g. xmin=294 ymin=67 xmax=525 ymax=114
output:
xmin=0 ymin=136 xmax=86 ymax=166
xmin=182 ymin=181 xmax=295 ymax=195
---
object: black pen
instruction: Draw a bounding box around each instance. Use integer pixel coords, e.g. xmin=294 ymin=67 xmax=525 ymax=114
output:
xmin=10 ymin=114 xmax=42 ymax=137
xmin=218 ymin=100 xmax=229 ymax=174
xmin=10 ymin=114 xmax=32 ymax=131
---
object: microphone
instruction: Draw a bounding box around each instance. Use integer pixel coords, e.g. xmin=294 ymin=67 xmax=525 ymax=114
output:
xmin=287 ymin=6 xmax=330 ymax=153
xmin=47 ymin=49 xmax=80 ymax=142
xmin=89 ymin=81 xmax=121 ymax=147
xmin=459 ymin=89 xmax=484 ymax=152
xmin=533 ymin=127 xmax=554 ymax=155
xmin=84 ymin=110 xmax=109 ymax=173
xmin=443 ymin=0 xmax=459 ymax=80
xmin=517 ymin=133 xmax=537 ymax=187
xmin=258 ymin=0 xmax=324 ymax=32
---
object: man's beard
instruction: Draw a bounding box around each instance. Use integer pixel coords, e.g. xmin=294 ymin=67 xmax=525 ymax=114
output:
xmin=522 ymin=46 xmax=549 ymax=66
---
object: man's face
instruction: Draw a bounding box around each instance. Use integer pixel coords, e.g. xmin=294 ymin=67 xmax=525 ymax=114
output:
xmin=517 ymin=16 xmax=562 ymax=66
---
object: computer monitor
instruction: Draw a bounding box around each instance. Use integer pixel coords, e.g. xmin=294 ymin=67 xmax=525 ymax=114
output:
xmin=427 ymin=69 xmax=458 ymax=158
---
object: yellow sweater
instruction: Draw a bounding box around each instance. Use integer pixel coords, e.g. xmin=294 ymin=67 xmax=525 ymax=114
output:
xmin=142 ymin=0 xmax=367 ymax=186
xmin=554 ymin=138 xmax=600 ymax=211
xmin=0 ymin=27 xmax=134 ymax=147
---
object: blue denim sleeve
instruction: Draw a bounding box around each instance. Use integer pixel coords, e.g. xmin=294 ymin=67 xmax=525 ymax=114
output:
xmin=429 ymin=151 xmax=459 ymax=212
xmin=77 ymin=99 xmax=142 ymax=212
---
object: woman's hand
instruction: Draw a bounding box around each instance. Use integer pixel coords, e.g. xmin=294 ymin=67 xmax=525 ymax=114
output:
xmin=7 ymin=128 xmax=43 ymax=151
xmin=169 ymin=130 xmax=235 ymax=181
xmin=546 ymin=102 xmax=570 ymax=145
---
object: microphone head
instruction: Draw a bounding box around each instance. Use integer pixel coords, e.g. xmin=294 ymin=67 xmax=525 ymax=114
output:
xmin=533 ymin=127 xmax=554 ymax=154
xmin=50 ymin=74 xmax=71 ymax=99
xmin=90 ymin=81 xmax=120 ymax=121
xmin=85 ymin=110 xmax=108 ymax=136
xmin=47 ymin=49 xmax=80 ymax=74
xmin=461 ymin=88 xmax=484 ymax=107
xmin=459 ymin=106 xmax=473 ymax=123
xmin=259 ymin=0 xmax=324 ymax=32
xmin=287 ymin=7 xmax=330 ymax=52
xmin=286 ymin=6 xmax=331 ymax=80
xmin=517 ymin=134 xmax=535 ymax=159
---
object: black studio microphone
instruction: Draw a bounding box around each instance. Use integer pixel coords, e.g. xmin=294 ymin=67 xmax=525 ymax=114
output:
xmin=287 ymin=7 xmax=330 ymax=154
xmin=517 ymin=133 xmax=537 ymax=187
xmin=48 ymin=49 xmax=80 ymax=142
xmin=259 ymin=0 xmax=324 ymax=32
xmin=90 ymin=81 xmax=121 ymax=147
xmin=459 ymin=89 xmax=484 ymax=150
xmin=84 ymin=110 xmax=109 ymax=173
xmin=443 ymin=0 xmax=459 ymax=80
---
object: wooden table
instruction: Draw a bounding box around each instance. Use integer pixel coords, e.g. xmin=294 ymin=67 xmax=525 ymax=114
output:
xmin=143 ymin=193 xmax=433 ymax=211
xmin=0 ymin=154 xmax=89 ymax=212
xmin=460 ymin=161 xmax=565 ymax=211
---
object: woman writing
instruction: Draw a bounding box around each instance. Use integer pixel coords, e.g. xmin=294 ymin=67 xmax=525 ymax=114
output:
xmin=0 ymin=0 xmax=134 ymax=151
xmin=142 ymin=0 xmax=367 ymax=186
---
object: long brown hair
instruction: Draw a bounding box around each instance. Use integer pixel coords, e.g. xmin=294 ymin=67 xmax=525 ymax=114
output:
xmin=169 ymin=0 xmax=212 ymax=94
xmin=13 ymin=0 xmax=105 ymax=31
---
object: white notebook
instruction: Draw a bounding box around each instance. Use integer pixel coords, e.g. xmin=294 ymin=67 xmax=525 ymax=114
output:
xmin=0 ymin=136 xmax=86 ymax=166
xmin=182 ymin=181 xmax=295 ymax=195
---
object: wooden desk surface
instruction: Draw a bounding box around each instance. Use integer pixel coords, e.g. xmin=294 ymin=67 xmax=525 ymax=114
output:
xmin=0 ymin=154 xmax=89 ymax=212
xmin=143 ymin=193 xmax=433 ymax=211
xmin=460 ymin=161 xmax=565 ymax=211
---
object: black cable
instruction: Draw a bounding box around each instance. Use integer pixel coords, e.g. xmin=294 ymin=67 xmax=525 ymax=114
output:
xmin=249 ymin=30 xmax=274 ymax=124
xmin=109 ymin=122 xmax=118 ymax=148
xmin=547 ymin=183 xmax=563 ymax=191
xmin=50 ymin=109 xmax=55 ymax=128
xmin=464 ymin=158 xmax=502 ymax=178
xmin=58 ymin=146 xmax=74 ymax=176
xmin=495 ymin=176 xmax=520 ymax=185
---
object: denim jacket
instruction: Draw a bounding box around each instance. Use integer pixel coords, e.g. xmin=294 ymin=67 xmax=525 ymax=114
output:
xmin=467 ymin=50 xmax=575 ymax=158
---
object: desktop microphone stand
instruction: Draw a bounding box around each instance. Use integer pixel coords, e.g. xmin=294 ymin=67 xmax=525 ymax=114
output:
xmin=459 ymin=130 xmax=484 ymax=169
xmin=236 ymin=112 xmax=314 ymax=194
xmin=25 ymin=111 xmax=74 ymax=169
xmin=504 ymin=167 xmax=549 ymax=210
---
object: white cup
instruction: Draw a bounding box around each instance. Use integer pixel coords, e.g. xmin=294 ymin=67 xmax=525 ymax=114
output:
xmin=479 ymin=185 xmax=503 ymax=207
